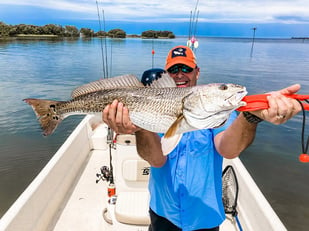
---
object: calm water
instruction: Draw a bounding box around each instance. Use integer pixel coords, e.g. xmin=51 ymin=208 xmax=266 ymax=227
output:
xmin=0 ymin=37 xmax=308 ymax=230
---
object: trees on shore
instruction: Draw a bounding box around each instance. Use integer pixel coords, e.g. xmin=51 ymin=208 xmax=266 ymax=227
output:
xmin=0 ymin=22 xmax=80 ymax=37
xmin=0 ymin=22 xmax=175 ymax=39
xmin=141 ymin=30 xmax=175 ymax=39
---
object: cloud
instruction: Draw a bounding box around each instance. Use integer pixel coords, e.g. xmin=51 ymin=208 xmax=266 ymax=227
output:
xmin=0 ymin=0 xmax=309 ymax=24
xmin=0 ymin=0 xmax=95 ymax=14
xmin=274 ymin=15 xmax=309 ymax=23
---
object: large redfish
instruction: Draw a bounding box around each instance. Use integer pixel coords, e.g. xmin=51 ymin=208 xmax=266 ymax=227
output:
xmin=23 ymin=74 xmax=247 ymax=137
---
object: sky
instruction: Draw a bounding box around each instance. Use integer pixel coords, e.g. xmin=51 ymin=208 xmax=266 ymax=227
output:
xmin=0 ymin=0 xmax=309 ymax=38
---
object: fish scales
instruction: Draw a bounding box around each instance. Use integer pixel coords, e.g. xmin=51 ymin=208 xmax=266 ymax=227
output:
xmin=60 ymin=87 xmax=190 ymax=121
xmin=24 ymin=74 xmax=247 ymax=136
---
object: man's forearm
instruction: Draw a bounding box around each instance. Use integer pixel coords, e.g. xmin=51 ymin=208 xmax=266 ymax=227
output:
xmin=135 ymin=130 xmax=167 ymax=167
xmin=214 ymin=112 xmax=257 ymax=159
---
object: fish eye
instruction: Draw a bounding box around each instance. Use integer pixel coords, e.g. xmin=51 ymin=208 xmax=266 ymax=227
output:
xmin=219 ymin=84 xmax=228 ymax=90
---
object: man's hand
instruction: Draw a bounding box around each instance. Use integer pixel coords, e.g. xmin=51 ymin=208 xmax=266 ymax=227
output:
xmin=251 ymin=84 xmax=302 ymax=124
xmin=102 ymin=99 xmax=166 ymax=167
xmin=102 ymin=99 xmax=141 ymax=134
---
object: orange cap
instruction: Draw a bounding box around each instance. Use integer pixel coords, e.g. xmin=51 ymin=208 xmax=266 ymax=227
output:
xmin=165 ymin=45 xmax=197 ymax=70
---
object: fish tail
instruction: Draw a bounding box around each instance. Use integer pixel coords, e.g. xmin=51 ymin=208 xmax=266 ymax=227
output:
xmin=23 ymin=98 xmax=64 ymax=136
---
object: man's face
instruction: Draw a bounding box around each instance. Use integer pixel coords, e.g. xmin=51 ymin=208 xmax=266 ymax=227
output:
xmin=167 ymin=64 xmax=200 ymax=88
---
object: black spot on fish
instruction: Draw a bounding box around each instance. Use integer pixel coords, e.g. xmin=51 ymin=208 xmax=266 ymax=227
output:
xmin=219 ymin=84 xmax=228 ymax=90
xmin=50 ymin=105 xmax=56 ymax=112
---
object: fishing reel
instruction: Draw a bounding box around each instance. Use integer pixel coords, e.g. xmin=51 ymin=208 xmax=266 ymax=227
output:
xmin=96 ymin=166 xmax=113 ymax=183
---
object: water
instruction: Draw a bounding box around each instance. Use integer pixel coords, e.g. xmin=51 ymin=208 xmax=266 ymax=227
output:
xmin=0 ymin=37 xmax=308 ymax=230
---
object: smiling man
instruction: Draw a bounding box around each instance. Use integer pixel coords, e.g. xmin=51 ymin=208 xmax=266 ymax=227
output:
xmin=103 ymin=45 xmax=301 ymax=231
xmin=165 ymin=45 xmax=200 ymax=87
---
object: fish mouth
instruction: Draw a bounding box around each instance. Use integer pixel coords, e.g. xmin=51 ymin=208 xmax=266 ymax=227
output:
xmin=225 ymin=90 xmax=247 ymax=105
xmin=238 ymin=90 xmax=248 ymax=106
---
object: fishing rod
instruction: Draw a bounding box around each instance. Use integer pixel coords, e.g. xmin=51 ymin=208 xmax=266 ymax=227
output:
xmin=188 ymin=10 xmax=193 ymax=41
xmin=102 ymin=9 xmax=110 ymax=78
xmin=96 ymin=0 xmax=107 ymax=78
xmin=188 ymin=0 xmax=199 ymax=39
xmin=95 ymin=1 xmax=115 ymax=200
xmin=187 ymin=0 xmax=199 ymax=51
xmin=192 ymin=10 xmax=199 ymax=40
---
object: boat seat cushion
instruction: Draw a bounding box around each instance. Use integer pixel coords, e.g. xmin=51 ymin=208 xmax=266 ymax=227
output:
xmin=122 ymin=159 xmax=150 ymax=182
xmin=115 ymin=191 xmax=150 ymax=225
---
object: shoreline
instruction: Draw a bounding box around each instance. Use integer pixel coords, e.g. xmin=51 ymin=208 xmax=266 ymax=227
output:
xmin=1 ymin=34 xmax=308 ymax=42
xmin=0 ymin=34 xmax=174 ymax=41
xmin=0 ymin=34 xmax=64 ymax=41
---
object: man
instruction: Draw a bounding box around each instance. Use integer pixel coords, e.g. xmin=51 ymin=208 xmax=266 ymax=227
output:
xmin=103 ymin=45 xmax=301 ymax=231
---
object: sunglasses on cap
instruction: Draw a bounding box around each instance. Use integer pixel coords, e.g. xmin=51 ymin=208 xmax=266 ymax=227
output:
xmin=167 ymin=64 xmax=194 ymax=74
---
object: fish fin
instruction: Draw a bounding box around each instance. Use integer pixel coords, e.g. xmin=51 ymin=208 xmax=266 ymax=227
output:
xmin=213 ymin=119 xmax=227 ymax=128
xmin=164 ymin=114 xmax=184 ymax=138
xmin=146 ymin=72 xmax=177 ymax=88
xmin=23 ymin=98 xmax=64 ymax=136
xmin=71 ymin=74 xmax=143 ymax=98
xmin=161 ymin=134 xmax=182 ymax=155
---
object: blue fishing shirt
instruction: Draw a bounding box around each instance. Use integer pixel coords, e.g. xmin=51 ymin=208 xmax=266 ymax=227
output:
xmin=149 ymin=112 xmax=237 ymax=230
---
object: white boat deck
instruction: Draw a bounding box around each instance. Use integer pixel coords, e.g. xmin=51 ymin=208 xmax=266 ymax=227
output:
xmin=52 ymin=149 xmax=109 ymax=231
xmin=53 ymin=148 xmax=237 ymax=231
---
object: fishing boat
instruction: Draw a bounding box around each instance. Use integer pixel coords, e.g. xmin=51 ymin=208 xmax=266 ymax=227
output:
xmin=0 ymin=114 xmax=287 ymax=231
